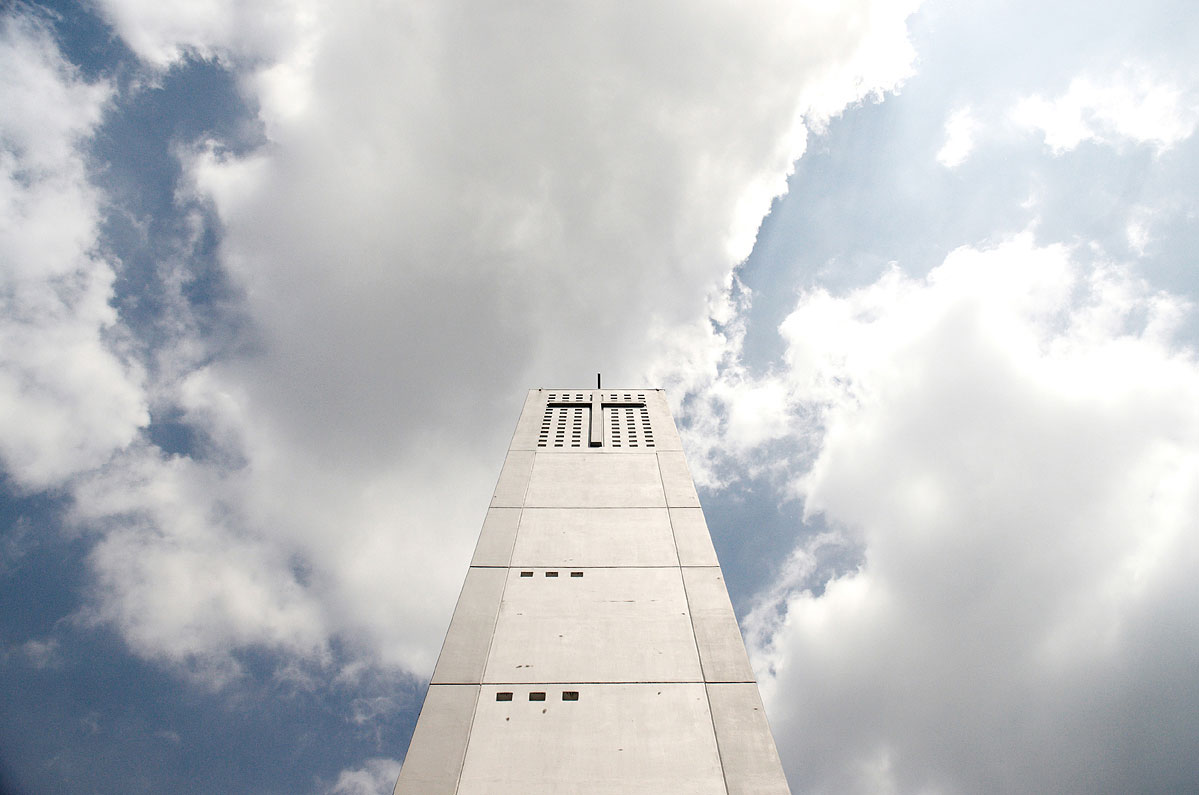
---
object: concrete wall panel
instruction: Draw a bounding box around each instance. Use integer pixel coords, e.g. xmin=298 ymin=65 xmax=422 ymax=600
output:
xmin=658 ymin=452 xmax=702 ymax=507
xmin=491 ymin=450 xmax=535 ymax=507
xmin=509 ymin=390 xmax=546 ymax=450
xmin=671 ymin=507 xmax=720 ymax=567
xmin=430 ymin=567 xmax=507 ymax=685
xmin=524 ymin=453 xmax=665 ymax=508
xmin=470 ymin=508 xmax=522 ymax=567
xmin=511 ymin=508 xmax=679 ymax=567
xmin=457 ymin=684 xmax=726 ymax=795
xmin=645 ymin=390 xmax=683 ymax=450
xmin=682 ymin=567 xmax=756 ymax=683
xmin=707 ymin=683 xmax=791 ymax=795
xmin=484 ymin=567 xmax=701 ymax=683
xmin=393 ymin=684 xmax=478 ymax=795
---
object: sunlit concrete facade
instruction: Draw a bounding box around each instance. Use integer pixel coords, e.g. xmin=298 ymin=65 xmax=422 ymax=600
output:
xmin=394 ymin=389 xmax=790 ymax=794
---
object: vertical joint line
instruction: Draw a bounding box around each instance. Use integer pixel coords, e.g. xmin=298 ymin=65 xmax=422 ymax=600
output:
xmin=454 ymin=507 xmax=523 ymax=793
xmin=658 ymin=451 xmax=732 ymax=794
xmin=450 ymin=684 xmax=485 ymax=795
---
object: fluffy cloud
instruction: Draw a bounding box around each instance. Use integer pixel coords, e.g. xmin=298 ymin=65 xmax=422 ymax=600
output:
xmin=328 ymin=757 xmax=402 ymax=795
xmin=69 ymin=390 xmax=493 ymax=682
xmin=740 ymin=235 xmax=1199 ymax=792
xmin=30 ymin=0 xmax=927 ymax=681
xmin=0 ymin=14 xmax=147 ymax=490
xmin=1012 ymin=64 xmax=1199 ymax=153
xmin=936 ymin=106 xmax=978 ymax=168
xmin=71 ymin=443 xmax=331 ymax=682
xmin=95 ymin=0 xmax=308 ymax=69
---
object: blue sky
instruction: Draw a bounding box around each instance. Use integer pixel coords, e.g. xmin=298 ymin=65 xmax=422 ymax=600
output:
xmin=2 ymin=1 xmax=1198 ymax=792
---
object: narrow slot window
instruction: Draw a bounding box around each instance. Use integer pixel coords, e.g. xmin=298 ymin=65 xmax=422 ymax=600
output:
xmin=520 ymin=571 xmax=533 ymax=577
xmin=562 ymin=691 xmax=579 ymax=701
xmin=570 ymin=571 xmax=583 ymax=578
xmin=529 ymin=692 xmax=546 ymax=701
xmin=496 ymin=692 xmax=513 ymax=702
xmin=545 ymin=571 xmax=558 ymax=578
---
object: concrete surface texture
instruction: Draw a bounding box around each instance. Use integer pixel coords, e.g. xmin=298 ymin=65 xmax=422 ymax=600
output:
xmin=394 ymin=389 xmax=791 ymax=794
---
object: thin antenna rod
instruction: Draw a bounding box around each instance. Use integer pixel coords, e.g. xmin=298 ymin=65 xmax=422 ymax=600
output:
xmin=597 ymin=373 xmax=601 ymax=389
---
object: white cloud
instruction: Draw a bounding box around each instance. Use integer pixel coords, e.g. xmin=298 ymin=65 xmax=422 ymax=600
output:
xmin=95 ymin=0 xmax=310 ymax=69
xmin=69 ymin=401 xmax=490 ymax=683
xmin=327 ymin=757 xmax=402 ymax=795
xmin=936 ymin=106 xmax=979 ymax=167
xmin=1012 ymin=64 xmax=1199 ymax=154
xmin=72 ymin=443 xmax=331 ymax=684
xmin=0 ymin=14 xmax=147 ymax=490
xmin=795 ymin=0 xmax=921 ymax=129
xmin=44 ymin=0 xmax=928 ymax=680
xmin=18 ymin=637 xmax=62 ymax=669
xmin=739 ymin=235 xmax=1199 ymax=792
xmin=1125 ymin=204 xmax=1154 ymax=256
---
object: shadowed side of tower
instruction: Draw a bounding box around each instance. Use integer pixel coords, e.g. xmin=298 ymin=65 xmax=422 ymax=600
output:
xmin=394 ymin=388 xmax=790 ymax=794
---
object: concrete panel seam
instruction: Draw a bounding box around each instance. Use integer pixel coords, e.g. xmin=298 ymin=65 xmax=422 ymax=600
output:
xmin=449 ymin=684 xmax=483 ymax=795
xmin=682 ymin=567 xmax=757 ymax=683
xmin=490 ymin=450 xmax=535 ymax=507
xmin=429 ymin=568 xmax=509 ymax=685
xmin=510 ymin=507 xmax=524 ymax=568
xmin=676 ymin=561 xmax=733 ymax=795
xmin=451 ymin=556 xmax=516 ymax=794
xmin=476 ymin=556 xmax=512 ymax=686
xmin=491 ymin=506 xmax=525 ymax=568
xmin=657 ymin=451 xmax=701 ymax=507
xmin=705 ymin=683 xmax=792 ymax=794
xmin=653 ymin=451 xmax=673 ymax=520
xmin=666 ymin=506 xmax=690 ymax=574
xmin=660 ymin=450 xmax=729 ymax=793
xmin=520 ymin=456 xmax=533 ymax=504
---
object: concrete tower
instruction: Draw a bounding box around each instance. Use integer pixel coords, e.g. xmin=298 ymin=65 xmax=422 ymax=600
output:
xmin=394 ymin=388 xmax=790 ymax=794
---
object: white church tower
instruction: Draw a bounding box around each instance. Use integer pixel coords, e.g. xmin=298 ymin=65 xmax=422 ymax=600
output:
xmin=394 ymin=388 xmax=790 ymax=794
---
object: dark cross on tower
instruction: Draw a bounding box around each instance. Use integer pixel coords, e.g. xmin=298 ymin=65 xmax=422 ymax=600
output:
xmin=546 ymin=390 xmax=647 ymax=447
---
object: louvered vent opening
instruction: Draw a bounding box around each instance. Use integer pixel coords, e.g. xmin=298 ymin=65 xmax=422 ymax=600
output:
xmin=537 ymin=392 xmax=653 ymax=449
xmin=538 ymin=397 xmax=586 ymax=448
xmin=606 ymin=401 xmax=654 ymax=448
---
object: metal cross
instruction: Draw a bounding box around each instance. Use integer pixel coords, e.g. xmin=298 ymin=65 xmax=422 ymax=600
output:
xmin=546 ymin=391 xmax=646 ymax=447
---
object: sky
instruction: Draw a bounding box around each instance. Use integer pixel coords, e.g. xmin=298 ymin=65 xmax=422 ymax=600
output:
xmin=1 ymin=0 xmax=1198 ymax=792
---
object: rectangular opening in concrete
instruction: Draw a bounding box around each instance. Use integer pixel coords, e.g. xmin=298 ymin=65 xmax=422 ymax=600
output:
xmin=529 ymin=692 xmax=546 ymax=702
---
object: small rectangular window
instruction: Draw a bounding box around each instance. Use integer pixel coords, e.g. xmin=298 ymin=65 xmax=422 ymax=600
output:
xmin=529 ymin=692 xmax=546 ymax=701
xmin=570 ymin=571 xmax=583 ymax=577
xmin=520 ymin=571 xmax=533 ymax=577
xmin=562 ymin=691 xmax=579 ymax=701
xmin=496 ymin=692 xmax=513 ymax=702
xmin=545 ymin=571 xmax=558 ymax=578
